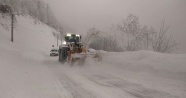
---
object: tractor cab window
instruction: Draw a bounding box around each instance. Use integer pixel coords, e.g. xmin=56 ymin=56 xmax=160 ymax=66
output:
xmin=69 ymin=35 xmax=76 ymax=42
xmin=76 ymin=36 xmax=80 ymax=42
xmin=65 ymin=34 xmax=81 ymax=43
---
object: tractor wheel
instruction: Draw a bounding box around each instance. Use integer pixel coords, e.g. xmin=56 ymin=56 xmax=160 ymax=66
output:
xmin=58 ymin=48 xmax=62 ymax=62
xmin=59 ymin=47 xmax=69 ymax=63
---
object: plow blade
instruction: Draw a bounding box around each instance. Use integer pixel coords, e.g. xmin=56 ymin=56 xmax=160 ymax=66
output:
xmin=70 ymin=53 xmax=96 ymax=65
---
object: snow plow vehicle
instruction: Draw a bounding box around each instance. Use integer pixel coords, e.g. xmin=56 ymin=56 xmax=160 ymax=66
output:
xmin=58 ymin=33 xmax=90 ymax=64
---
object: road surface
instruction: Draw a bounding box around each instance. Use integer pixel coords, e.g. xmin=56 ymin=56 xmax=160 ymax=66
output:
xmin=42 ymin=56 xmax=182 ymax=98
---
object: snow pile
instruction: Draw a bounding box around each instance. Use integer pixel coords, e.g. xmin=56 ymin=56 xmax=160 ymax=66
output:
xmin=102 ymin=50 xmax=186 ymax=73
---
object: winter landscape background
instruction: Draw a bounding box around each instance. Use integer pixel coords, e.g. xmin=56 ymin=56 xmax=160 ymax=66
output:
xmin=0 ymin=0 xmax=186 ymax=98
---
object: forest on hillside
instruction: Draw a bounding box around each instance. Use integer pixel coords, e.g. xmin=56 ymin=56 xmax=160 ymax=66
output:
xmin=0 ymin=0 xmax=63 ymax=33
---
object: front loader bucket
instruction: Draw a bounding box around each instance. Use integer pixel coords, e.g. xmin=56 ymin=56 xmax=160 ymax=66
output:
xmin=70 ymin=52 xmax=101 ymax=65
xmin=70 ymin=53 xmax=87 ymax=65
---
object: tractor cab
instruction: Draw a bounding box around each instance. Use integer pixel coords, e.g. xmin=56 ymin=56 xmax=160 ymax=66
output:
xmin=64 ymin=33 xmax=81 ymax=43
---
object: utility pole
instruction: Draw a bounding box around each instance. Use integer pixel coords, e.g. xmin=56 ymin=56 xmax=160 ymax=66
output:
xmin=61 ymin=35 xmax=62 ymax=44
xmin=11 ymin=13 xmax=14 ymax=42
xmin=57 ymin=35 xmax=58 ymax=47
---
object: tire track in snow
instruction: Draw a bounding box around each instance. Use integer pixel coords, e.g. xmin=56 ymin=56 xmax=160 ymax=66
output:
xmin=44 ymin=60 xmax=97 ymax=98
xmin=61 ymin=69 xmax=132 ymax=98
xmin=44 ymin=56 xmax=181 ymax=98
xmin=56 ymin=73 xmax=96 ymax=98
xmin=51 ymin=71 xmax=97 ymax=98
xmin=83 ymin=73 xmax=180 ymax=98
xmin=50 ymin=75 xmax=74 ymax=98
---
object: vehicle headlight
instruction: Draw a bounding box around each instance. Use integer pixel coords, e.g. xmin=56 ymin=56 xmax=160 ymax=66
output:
xmin=76 ymin=34 xmax=80 ymax=37
xmin=62 ymin=41 xmax=66 ymax=45
xmin=67 ymin=33 xmax=71 ymax=36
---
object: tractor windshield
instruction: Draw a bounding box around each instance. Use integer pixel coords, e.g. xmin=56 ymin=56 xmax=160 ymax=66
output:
xmin=65 ymin=34 xmax=81 ymax=43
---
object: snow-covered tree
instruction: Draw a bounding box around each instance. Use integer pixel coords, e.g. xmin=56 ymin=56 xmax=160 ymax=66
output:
xmin=0 ymin=0 xmax=62 ymax=33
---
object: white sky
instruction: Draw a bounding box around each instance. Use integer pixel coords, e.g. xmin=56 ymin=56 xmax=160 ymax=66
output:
xmin=45 ymin=0 xmax=186 ymax=53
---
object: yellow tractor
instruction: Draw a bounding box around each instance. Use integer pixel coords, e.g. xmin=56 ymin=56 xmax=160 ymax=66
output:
xmin=58 ymin=33 xmax=87 ymax=64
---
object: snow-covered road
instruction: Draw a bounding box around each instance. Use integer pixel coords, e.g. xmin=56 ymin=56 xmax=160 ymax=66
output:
xmin=1 ymin=48 xmax=186 ymax=98
xmin=41 ymin=54 xmax=185 ymax=98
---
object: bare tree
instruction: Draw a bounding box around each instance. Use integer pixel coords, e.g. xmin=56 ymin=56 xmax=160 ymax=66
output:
xmin=115 ymin=14 xmax=177 ymax=53
xmin=138 ymin=26 xmax=157 ymax=50
xmin=117 ymin=14 xmax=143 ymax=51
xmin=84 ymin=26 xmax=100 ymax=49
xmin=151 ymin=19 xmax=178 ymax=53
xmin=89 ymin=36 xmax=123 ymax=52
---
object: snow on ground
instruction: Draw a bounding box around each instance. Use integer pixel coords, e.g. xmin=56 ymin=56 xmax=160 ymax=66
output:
xmin=99 ymin=50 xmax=186 ymax=97
xmin=0 ymin=14 xmax=63 ymax=98
xmin=0 ymin=14 xmax=186 ymax=98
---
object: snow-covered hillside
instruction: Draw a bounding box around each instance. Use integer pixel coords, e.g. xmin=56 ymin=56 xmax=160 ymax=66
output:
xmin=0 ymin=14 xmax=60 ymax=98
xmin=0 ymin=14 xmax=186 ymax=98
xmin=0 ymin=14 xmax=58 ymax=51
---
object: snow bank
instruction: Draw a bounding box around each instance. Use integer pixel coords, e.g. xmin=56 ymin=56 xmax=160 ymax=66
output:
xmin=101 ymin=50 xmax=186 ymax=73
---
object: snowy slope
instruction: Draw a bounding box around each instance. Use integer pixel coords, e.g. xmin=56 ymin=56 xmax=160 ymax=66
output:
xmin=0 ymin=14 xmax=186 ymax=98
xmin=0 ymin=14 xmax=62 ymax=98
xmin=1 ymin=15 xmax=58 ymax=50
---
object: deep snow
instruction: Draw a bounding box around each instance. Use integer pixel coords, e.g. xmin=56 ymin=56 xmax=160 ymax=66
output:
xmin=0 ymin=14 xmax=186 ymax=98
